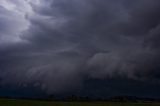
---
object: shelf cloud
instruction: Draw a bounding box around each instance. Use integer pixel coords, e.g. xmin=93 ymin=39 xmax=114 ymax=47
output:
xmin=0 ymin=0 xmax=160 ymax=94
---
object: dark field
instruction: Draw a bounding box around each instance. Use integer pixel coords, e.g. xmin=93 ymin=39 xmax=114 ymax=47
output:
xmin=0 ymin=99 xmax=160 ymax=106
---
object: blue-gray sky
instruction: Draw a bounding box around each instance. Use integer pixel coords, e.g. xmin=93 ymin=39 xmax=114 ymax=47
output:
xmin=0 ymin=0 xmax=160 ymax=97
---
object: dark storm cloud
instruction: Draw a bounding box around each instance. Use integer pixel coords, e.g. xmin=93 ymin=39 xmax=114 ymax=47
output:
xmin=0 ymin=0 xmax=160 ymax=94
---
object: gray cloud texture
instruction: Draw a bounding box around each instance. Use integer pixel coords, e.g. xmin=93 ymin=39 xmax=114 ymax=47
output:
xmin=0 ymin=0 xmax=160 ymax=94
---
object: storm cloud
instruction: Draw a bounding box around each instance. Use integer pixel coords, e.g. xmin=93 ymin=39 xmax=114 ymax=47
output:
xmin=0 ymin=0 xmax=160 ymax=94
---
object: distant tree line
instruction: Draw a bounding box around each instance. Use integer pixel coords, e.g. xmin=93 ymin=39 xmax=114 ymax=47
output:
xmin=0 ymin=95 xmax=160 ymax=103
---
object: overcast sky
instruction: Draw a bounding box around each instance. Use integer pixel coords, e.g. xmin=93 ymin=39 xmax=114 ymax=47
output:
xmin=0 ymin=0 xmax=160 ymax=97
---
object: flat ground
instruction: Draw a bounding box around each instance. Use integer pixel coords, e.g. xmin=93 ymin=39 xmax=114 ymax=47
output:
xmin=0 ymin=99 xmax=160 ymax=106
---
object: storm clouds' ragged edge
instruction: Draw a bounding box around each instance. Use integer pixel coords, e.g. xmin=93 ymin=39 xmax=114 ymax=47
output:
xmin=0 ymin=0 xmax=160 ymax=95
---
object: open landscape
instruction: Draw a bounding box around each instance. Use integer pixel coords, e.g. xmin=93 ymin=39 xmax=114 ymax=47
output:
xmin=0 ymin=99 xmax=160 ymax=106
xmin=0 ymin=0 xmax=160 ymax=105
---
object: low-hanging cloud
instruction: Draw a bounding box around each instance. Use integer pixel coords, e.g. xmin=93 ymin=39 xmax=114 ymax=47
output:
xmin=0 ymin=0 xmax=160 ymax=94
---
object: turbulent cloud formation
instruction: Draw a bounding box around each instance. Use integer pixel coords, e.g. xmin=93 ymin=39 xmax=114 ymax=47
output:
xmin=0 ymin=0 xmax=160 ymax=94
